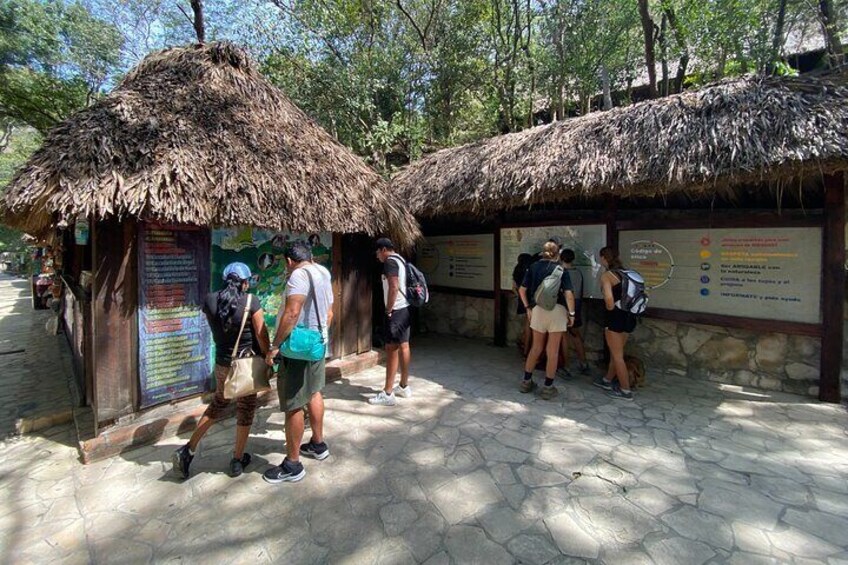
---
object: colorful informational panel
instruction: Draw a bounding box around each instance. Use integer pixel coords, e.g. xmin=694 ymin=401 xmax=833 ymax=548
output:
xmin=619 ymin=228 xmax=822 ymax=323
xmin=210 ymin=228 xmax=332 ymax=334
xmin=138 ymin=224 xmax=211 ymax=408
xmin=500 ymin=225 xmax=607 ymax=297
xmin=418 ymin=234 xmax=494 ymax=291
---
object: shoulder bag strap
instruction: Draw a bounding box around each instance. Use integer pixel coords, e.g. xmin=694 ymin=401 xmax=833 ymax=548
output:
xmin=231 ymin=293 xmax=251 ymax=360
xmin=389 ymin=255 xmax=408 ymax=299
xmin=303 ymin=267 xmax=324 ymax=339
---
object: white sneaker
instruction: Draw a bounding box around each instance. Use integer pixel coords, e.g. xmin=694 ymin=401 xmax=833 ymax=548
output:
xmin=368 ymin=390 xmax=397 ymax=406
xmin=393 ymin=385 xmax=412 ymax=399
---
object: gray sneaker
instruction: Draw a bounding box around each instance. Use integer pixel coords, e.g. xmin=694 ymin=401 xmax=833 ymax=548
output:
xmin=540 ymin=385 xmax=559 ymax=400
xmin=520 ymin=379 xmax=537 ymax=393
xmin=592 ymin=376 xmax=612 ymax=391
xmin=607 ymin=388 xmax=634 ymax=401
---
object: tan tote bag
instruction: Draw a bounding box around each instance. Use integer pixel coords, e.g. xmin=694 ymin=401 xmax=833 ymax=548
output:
xmin=223 ymin=294 xmax=271 ymax=399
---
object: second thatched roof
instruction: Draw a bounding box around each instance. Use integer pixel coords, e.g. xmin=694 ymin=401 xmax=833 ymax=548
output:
xmin=394 ymin=73 xmax=848 ymax=217
xmin=3 ymin=42 xmax=419 ymax=245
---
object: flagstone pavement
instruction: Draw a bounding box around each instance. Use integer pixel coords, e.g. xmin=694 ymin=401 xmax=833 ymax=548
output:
xmin=2 ymin=331 xmax=848 ymax=564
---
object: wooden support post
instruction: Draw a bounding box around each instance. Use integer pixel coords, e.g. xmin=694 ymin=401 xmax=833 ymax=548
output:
xmin=493 ymin=222 xmax=506 ymax=346
xmin=820 ymin=173 xmax=845 ymax=403
xmin=605 ymin=194 xmax=618 ymax=249
xmin=332 ymin=233 xmax=343 ymax=358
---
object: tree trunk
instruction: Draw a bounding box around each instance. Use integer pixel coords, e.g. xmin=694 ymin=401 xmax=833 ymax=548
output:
xmin=770 ymin=0 xmax=788 ymax=70
xmin=600 ymin=65 xmax=613 ymax=110
xmin=190 ymin=0 xmax=205 ymax=43
xmin=659 ymin=13 xmax=669 ymax=97
xmin=663 ymin=5 xmax=688 ymax=93
xmin=818 ymin=0 xmax=844 ymax=67
xmin=637 ymin=0 xmax=658 ymax=98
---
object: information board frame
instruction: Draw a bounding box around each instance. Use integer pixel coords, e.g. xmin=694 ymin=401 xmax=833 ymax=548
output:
xmin=419 ymin=233 xmax=495 ymax=294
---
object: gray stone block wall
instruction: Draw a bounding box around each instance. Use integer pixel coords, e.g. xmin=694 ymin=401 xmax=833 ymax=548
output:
xmin=429 ymin=291 xmax=824 ymax=398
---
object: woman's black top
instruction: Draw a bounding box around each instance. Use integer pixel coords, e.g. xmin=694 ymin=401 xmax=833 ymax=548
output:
xmin=202 ymin=293 xmax=261 ymax=367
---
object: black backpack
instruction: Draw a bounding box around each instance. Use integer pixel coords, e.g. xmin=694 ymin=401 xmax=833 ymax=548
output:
xmin=391 ymin=256 xmax=430 ymax=308
xmin=615 ymin=269 xmax=648 ymax=315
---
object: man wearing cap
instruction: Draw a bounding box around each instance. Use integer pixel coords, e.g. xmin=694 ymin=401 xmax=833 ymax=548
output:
xmin=263 ymin=243 xmax=334 ymax=484
xmin=370 ymin=237 xmax=413 ymax=406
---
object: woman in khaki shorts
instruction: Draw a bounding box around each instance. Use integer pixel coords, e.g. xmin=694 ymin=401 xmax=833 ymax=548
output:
xmin=518 ymin=242 xmax=576 ymax=400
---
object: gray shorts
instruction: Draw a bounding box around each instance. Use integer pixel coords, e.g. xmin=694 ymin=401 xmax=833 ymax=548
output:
xmin=278 ymin=357 xmax=326 ymax=412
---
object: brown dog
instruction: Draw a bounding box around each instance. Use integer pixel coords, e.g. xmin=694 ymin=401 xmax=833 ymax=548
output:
xmin=624 ymin=355 xmax=646 ymax=389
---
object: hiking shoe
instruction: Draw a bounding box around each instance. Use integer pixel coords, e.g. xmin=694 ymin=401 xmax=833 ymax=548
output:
xmin=368 ymin=390 xmax=397 ymax=406
xmin=578 ymin=363 xmax=591 ymax=375
xmin=393 ymin=385 xmax=413 ymax=398
xmin=557 ymin=368 xmax=574 ymax=381
xmin=263 ymin=459 xmax=306 ymax=484
xmin=540 ymin=385 xmax=559 ymax=400
xmin=519 ymin=379 xmax=537 ymax=393
xmin=228 ymin=453 xmax=251 ymax=477
xmin=300 ymin=440 xmax=330 ymax=461
xmin=607 ymin=388 xmax=634 ymax=401
xmin=592 ymin=376 xmax=612 ymax=390
xmin=172 ymin=444 xmax=194 ymax=480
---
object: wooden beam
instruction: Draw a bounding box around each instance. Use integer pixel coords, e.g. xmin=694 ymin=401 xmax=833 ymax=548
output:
xmin=819 ymin=173 xmax=845 ymax=402
xmin=493 ymin=220 xmax=506 ymax=346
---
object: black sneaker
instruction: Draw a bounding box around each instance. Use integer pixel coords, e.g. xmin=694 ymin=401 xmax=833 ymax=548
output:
xmin=607 ymin=387 xmax=634 ymax=401
xmin=557 ymin=368 xmax=574 ymax=381
xmin=263 ymin=458 xmax=306 ymax=484
xmin=592 ymin=376 xmax=612 ymax=391
xmin=300 ymin=441 xmax=330 ymax=461
xmin=229 ymin=453 xmax=252 ymax=477
xmin=172 ymin=444 xmax=193 ymax=480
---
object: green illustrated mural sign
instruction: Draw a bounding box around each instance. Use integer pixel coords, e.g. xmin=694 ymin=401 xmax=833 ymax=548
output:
xmin=211 ymin=228 xmax=332 ymax=333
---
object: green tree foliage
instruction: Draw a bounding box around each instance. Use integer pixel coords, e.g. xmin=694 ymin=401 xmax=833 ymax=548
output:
xmin=0 ymin=0 xmax=122 ymax=134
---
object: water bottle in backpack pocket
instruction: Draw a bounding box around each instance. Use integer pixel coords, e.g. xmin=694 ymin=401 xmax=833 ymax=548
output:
xmin=615 ymin=269 xmax=649 ymax=315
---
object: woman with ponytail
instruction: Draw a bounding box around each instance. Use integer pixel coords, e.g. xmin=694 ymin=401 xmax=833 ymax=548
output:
xmin=172 ymin=262 xmax=270 ymax=479
xmin=595 ymin=246 xmax=637 ymax=401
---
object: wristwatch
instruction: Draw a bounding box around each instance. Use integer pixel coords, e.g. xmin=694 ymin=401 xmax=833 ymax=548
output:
xmin=568 ymin=312 xmax=576 ymax=317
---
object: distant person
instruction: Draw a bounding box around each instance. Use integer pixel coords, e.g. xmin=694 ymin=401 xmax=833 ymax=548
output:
xmin=370 ymin=237 xmax=412 ymax=406
xmin=594 ymin=246 xmax=637 ymax=401
xmin=518 ymin=241 xmax=576 ymax=400
xmin=308 ymin=233 xmax=330 ymax=264
xmin=173 ymin=262 xmax=270 ymax=479
xmin=558 ymin=249 xmax=590 ymax=379
xmin=264 ymin=243 xmax=334 ymax=483
xmin=512 ymin=253 xmax=534 ymax=356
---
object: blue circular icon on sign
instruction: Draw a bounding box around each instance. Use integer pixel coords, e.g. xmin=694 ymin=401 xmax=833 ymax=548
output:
xmin=700 ymin=275 xmax=710 ymax=284
xmin=700 ymin=288 xmax=710 ymax=296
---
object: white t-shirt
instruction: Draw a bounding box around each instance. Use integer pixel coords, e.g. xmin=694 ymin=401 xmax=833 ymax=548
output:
xmin=382 ymin=254 xmax=409 ymax=311
xmin=285 ymin=264 xmax=333 ymax=331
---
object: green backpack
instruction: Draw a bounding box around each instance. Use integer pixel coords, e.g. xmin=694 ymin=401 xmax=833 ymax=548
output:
xmin=533 ymin=265 xmax=564 ymax=311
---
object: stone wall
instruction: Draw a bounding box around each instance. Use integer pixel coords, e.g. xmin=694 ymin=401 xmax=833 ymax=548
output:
xmin=420 ymin=291 xmax=495 ymax=339
xmin=435 ymin=291 xmax=823 ymax=398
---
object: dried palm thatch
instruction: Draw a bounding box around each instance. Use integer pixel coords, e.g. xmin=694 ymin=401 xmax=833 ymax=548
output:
xmin=394 ymin=74 xmax=848 ymax=217
xmin=2 ymin=42 xmax=420 ymax=246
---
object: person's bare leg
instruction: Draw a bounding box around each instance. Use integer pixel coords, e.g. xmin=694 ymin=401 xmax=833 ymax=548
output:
xmin=604 ymin=329 xmax=617 ymax=383
xmin=560 ymin=332 xmax=571 ymax=368
xmin=608 ymin=331 xmax=631 ymax=392
xmin=572 ymin=330 xmax=587 ymax=365
xmin=306 ymin=392 xmax=324 ymax=444
xmin=384 ymin=344 xmax=399 ymax=393
xmin=234 ymin=425 xmax=250 ymax=459
xmin=188 ymin=415 xmax=215 ymax=452
xmin=524 ymin=330 xmax=546 ymax=374
xmin=546 ymin=332 xmax=563 ymax=380
xmin=398 ymin=342 xmax=411 ymax=388
xmin=522 ymin=318 xmax=531 ymax=356
xmin=285 ymin=408 xmax=305 ymax=462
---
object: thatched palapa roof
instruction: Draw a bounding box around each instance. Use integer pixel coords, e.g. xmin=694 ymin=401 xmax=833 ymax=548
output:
xmin=394 ymin=74 xmax=848 ymax=217
xmin=2 ymin=42 xmax=419 ymax=245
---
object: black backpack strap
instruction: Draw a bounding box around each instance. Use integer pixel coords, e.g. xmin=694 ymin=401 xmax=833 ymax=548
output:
xmin=388 ymin=255 xmax=409 ymax=299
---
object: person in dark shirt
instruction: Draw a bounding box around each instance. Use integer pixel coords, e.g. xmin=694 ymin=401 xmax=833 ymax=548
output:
xmin=517 ymin=242 xmax=576 ymax=400
xmin=511 ymin=253 xmax=534 ymax=355
xmin=558 ymin=248 xmax=590 ymax=379
xmin=172 ymin=262 xmax=270 ymax=479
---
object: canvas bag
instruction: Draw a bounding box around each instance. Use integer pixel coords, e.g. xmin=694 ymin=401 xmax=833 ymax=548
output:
xmin=223 ymin=294 xmax=272 ymax=400
xmin=533 ymin=264 xmax=564 ymax=311
xmin=280 ymin=268 xmax=326 ymax=362
xmin=390 ymin=255 xmax=429 ymax=308
xmin=615 ymin=269 xmax=649 ymax=315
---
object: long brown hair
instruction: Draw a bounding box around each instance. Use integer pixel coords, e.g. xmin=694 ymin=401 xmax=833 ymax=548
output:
xmin=599 ymin=246 xmax=624 ymax=270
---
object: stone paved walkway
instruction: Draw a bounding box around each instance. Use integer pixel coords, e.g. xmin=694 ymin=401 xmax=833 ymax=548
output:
xmin=0 ymin=273 xmax=73 ymax=437
xmin=2 ymin=335 xmax=848 ymax=564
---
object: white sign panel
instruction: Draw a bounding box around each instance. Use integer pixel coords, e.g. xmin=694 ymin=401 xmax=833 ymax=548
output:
xmin=619 ymin=227 xmax=822 ymax=324
xmin=500 ymin=225 xmax=608 ymax=297
xmin=419 ymin=234 xmax=495 ymax=291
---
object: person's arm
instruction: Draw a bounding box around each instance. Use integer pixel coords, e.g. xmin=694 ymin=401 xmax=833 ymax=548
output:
xmin=266 ymin=295 xmax=306 ymax=365
xmin=252 ymin=307 xmax=270 ymax=356
xmin=564 ymin=290 xmax=576 ymax=326
xmin=386 ymin=275 xmax=400 ymax=315
xmin=601 ymin=272 xmax=616 ymax=311
xmin=518 ymin=286 xmax=531 ymax=321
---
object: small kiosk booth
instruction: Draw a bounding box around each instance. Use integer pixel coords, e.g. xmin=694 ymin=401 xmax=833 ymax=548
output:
xmin=393 ymin=74 xmax=848 ymax=404
xmin=1 ymin=42 xmax=419 ymax=460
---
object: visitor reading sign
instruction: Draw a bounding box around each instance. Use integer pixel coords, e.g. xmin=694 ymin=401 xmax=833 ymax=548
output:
xmin=138 ymin=223 xmax=211 ymax=407
xmin=619 ymin=227 xmax=822 ymax=324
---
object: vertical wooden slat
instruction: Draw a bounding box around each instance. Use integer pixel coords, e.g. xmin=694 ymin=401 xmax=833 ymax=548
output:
xmin=332 ymin=233 xmax=343 ymax=359
xmin=91 ymin=219 xmax=138 ymax=427
xmin=494 ymin=220 xmax=506 ymax=346
xmin=357 ymin=235 xmax=373 ymax=354
xmin=820 ymin=173 xmax=845 ymax=403
xmin=340 ymin=234 xmax=359 ymax=357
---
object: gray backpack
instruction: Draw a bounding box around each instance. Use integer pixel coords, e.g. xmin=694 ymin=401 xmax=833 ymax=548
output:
xmin=533 ymin=265 xmax=564 ymax=311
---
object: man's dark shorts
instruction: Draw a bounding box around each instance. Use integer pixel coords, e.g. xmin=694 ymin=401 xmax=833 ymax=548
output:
xmin=278 ymin=357 xmax=326 ymax=412
xmin=385 ymin=307 xmax=411 ymax=344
